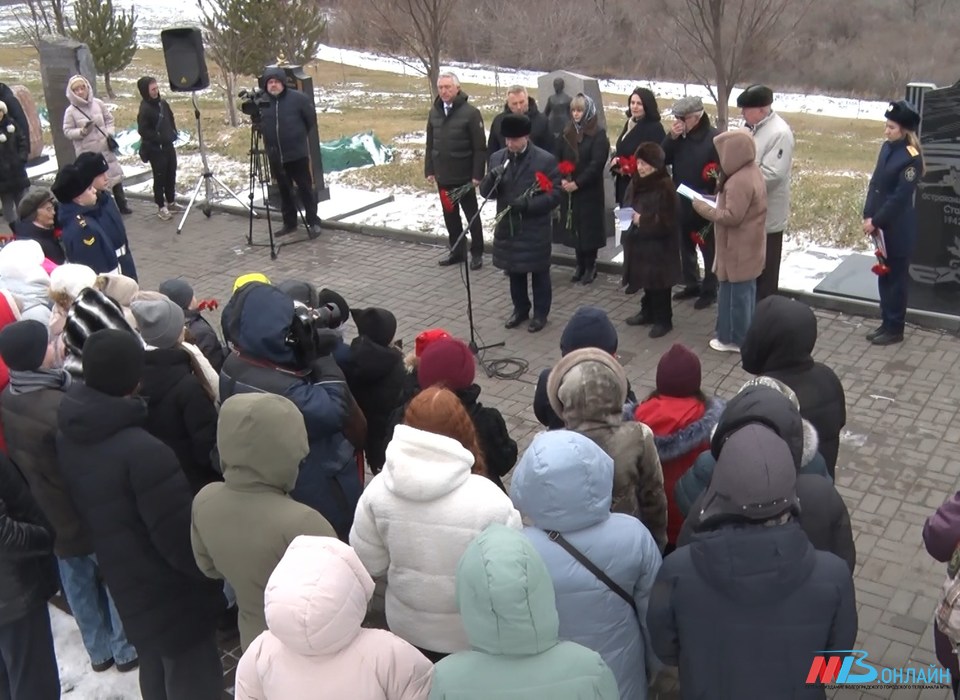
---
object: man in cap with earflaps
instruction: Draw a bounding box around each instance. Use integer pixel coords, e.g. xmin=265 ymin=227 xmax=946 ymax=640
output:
xmin=479 ymin=113 xmax=561 ymax=334
xmin=737 ymin=84 xmax=795 ymax=302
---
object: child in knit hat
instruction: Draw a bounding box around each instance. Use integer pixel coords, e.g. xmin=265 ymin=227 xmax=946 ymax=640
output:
xmin=399 ymin=327 xmax=451 ymax=405
xmin=159 ymin=278 xmax=226 ymax=372
xmin=629 ymin=343 xmax=725 ymax=552
xmin=343 ymin=307 xmax=405 ymax=475
xmin=414 ymin=337 xmax=517 ymax=491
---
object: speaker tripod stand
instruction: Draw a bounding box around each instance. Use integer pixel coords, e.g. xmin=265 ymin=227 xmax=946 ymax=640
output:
xmin=177 ymin=92 xmax=257 ymax=235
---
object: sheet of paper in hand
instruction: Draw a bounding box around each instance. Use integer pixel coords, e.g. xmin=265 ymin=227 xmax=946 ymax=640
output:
xmin=677 ymin=183 xmax=717 ymax=208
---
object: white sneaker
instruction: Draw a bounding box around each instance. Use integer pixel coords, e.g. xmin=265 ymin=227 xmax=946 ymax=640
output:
xmin=166 ymin=201 xmax=183 ymax=212
xmin=158 ymin=206 xmax=172 ymax=221
xmin=709 ymin=338 xmax=740 ymax=353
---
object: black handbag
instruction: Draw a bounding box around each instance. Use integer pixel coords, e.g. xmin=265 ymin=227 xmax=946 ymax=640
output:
xmin=546 ymin=530 xmax=638 ymax=618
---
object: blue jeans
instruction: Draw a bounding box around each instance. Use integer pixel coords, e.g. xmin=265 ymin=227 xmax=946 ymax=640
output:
xmin=716 ymin=279 xmax=756 ymax=346
xmin=58 ymin=555 xmax=137 ymax=666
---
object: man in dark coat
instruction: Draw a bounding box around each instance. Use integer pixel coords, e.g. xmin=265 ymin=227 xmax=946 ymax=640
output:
xmin=260 ymin=67 xmax=321 ymax=239
xmin=544 ymin=77 xmax=572 ymax=141
xmin=0 ymin=320 xmax=137 ymax=673
xmin=487 ymin=86 xmax=554 ymax=158
xmin=740 ymin=296 xmax=846 ymax=477
xmin=648 ymin=424 xmax=858 ymax=699
xmin=57 ymin=330 xmax=224 ymax=700
xmin=0 ymin=450 xmax=59 ymax=700
xmin=663 ymin=96 xmax=720 ymax=309
xmin=479 ymin=113 xmax=561 ymax=333
xmin=136 ymin=76 xmax=180 ymax=221
xmin=425 ymin=71 xmax=487 ymax=269
xmin=675 ymin=382 xmax=855 ymax=573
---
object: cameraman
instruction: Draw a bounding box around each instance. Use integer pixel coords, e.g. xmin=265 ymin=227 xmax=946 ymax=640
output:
xmin=218 ymin=282 xmax=365 ymax=540
xmin=259 ymin=68 xmax=321 ymax=239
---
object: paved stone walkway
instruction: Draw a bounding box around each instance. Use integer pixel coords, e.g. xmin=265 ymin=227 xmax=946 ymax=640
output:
xmin=119 ymin=199 xmax=960 ymax=699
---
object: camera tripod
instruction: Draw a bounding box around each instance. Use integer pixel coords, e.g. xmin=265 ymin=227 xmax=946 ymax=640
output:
xmin=246 ymin=124 xmax=311 ymax=259
xmin=177 ymin=92 xmax=256 ymax=235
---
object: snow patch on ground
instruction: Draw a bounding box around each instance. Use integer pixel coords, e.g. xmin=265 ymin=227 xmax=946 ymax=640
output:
xmin=51 ymin=605 xmax=140 ymax=699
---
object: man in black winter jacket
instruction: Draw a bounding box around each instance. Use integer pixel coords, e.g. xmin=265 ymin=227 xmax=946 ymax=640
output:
xmin=426 ymin=71 xmax=487 ymax=269
xmin=58 ymin=330 xmax=224 ymax=700
xmin=137 ymin=76 xmax=180 ymax=221
xmin=260 ymin=67 xmax=321 ymax=239
xmin=487 ymin=86 xmax=554 ymax=159
xmin=648 ymin=424 xmax=857 ymax=700
xmin=663 ymin=96 xmax=719 ymax=309
xmin=0 ymin=452 xmax=59 ymax=700
xmin=479 ymin=113 xmax=561 ymax=333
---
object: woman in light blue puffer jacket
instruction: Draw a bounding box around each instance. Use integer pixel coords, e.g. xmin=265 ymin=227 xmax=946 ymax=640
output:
xmin=510 ymin=429 xmax=663 ymax=700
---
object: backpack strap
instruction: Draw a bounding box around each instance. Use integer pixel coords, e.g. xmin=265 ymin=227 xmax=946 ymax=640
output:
xmin=546 ymin=530 xmax=638 ymax=617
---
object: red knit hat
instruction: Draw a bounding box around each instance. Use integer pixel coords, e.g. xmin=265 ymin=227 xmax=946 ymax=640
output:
xmin=415 ymin=328 xmax=452 ymax=358
xmin=418 ymin=337 xmax=475 ymax=390
xmin=656 ymin=343 xmax=701 ymax=397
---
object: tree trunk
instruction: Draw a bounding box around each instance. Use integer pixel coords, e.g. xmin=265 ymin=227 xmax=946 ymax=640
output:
xmin=426 ymin=59 xmax=439 ymax=99
xmin=716 ymin=81 xmax=729 ymax=131
xmin=225 ymin=72 xmax=238 ymax=128
xmin=104 ymin=72 xmax=115 ymax=99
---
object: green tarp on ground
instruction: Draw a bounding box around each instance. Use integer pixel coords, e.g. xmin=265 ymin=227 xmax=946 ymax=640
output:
xmin=320 ymin=131 xmax=393 ymax=172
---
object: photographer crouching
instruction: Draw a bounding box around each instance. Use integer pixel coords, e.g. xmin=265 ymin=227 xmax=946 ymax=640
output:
xmin=259 ymin=68 xmax=322 ymax=239
xmin=219 ymin=280 xmax=366 ymax=540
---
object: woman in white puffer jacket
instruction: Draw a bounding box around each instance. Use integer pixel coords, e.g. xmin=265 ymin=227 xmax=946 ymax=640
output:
xmin=350 ymin=386 xmax=522 ymax=660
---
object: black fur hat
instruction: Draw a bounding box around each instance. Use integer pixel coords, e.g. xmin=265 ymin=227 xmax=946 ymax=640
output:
xmin=52 ymin=164 xmax=88 ymax=203
xmin=635 ymin=142 xmax=666 ymax=171
xmin=884 ymin=100 xmax=920 ymax=131
xmin=501 ymin=113 xmax=532 ymax=138
xmin=737 ymin=84 xmax=774 ymax=108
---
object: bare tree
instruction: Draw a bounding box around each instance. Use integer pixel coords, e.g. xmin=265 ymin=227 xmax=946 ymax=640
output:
xmin=353 ymin=0 xmax=457 ymax=96
xmin=656 ymin=0 xmax=812 ymax=128
xmin=11 ymin=0 xmax=69 ymax=51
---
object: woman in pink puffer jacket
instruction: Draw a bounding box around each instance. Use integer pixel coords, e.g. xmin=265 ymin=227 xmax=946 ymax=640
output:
xmin=235 ymin=536 xmax=433 ymax=700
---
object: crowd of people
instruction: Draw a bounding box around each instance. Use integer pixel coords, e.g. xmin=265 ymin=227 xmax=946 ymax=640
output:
xmin=428 ymin=72 xmax=924 ymax=348
xmin=0 ymin=67 xmax=942 ymax=700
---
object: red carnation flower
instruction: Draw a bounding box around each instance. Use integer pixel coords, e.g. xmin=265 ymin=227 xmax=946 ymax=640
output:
xmin=702 ymin=161 xmax=720 ymax=182
xmin=535 ymin=171 xmax=554 ymax=193
xmin=871 ymin=263 xmax=890 ymax=276
xmin=439 ymin=189 xmax=454 ymax=214
xmin=558 ymin=160 xmax=576 ymax=177
xmin=620 ymin=155 xmax=638 ymax=177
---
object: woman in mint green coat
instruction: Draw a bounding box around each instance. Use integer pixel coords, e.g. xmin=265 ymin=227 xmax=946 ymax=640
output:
xmin=429 ymin=524 xmax=619 ymax=700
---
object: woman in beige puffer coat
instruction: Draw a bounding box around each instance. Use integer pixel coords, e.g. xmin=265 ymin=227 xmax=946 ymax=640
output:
xmin=63 ymin=75 xmax=131 ymax=214
xmin=693 ymin=128 xmax=767 ymax=353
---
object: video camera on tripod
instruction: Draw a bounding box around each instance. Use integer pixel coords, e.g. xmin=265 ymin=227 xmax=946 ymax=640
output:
xmin=287 ymin=301 xmax=344 ymax=366
xmin=238 ymin=87 xmax=270 ymax=123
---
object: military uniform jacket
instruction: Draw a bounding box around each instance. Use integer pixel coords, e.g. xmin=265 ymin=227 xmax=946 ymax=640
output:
xmin=863 ymin=138 xmax=923 ymax=259
xmin=57 ymin=199 xmax=121 ymax=275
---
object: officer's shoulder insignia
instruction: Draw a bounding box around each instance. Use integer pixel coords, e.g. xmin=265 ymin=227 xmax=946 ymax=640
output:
xmin=905 ymin=166 xmax=918 ymax=182
xmin=82 ymin=236 xmax=95 ymax=246
xmin=906 ymin=145 xmax=919 ymax=157
xmin=76 ymin=215 xmax=87 ymax=228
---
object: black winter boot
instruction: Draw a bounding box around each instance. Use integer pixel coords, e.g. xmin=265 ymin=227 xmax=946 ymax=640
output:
xmin=113 ymin=184 xmax=133 ymax=215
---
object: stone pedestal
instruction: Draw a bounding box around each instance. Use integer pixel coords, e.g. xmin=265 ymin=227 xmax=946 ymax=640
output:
xmin=38 ymin=36 xmax=96 ymax=170
xmin=537 ymin=70 xmax=615 ymax=243
xmin=260 ymin=63 xmax=330 ymax=210
xmin=10 ymin=86 xmax=44 ymax=162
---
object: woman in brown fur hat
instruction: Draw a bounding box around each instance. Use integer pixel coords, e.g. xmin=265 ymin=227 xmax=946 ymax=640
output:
xmin=622 ymin=141 xmax=681 ymax=338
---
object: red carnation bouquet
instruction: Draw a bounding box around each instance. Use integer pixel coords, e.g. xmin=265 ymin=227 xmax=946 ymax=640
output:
xmin=619 ymin=155 xmax=639 ymax=177
xmin=702 ymin=161 xmax=721 ymax=194
xmin=197 ymin=298 xmax=220 ymax=311
xmin=870 ymin=229 xmax=890 ymax=276
xmin=558 ymin=160 xmax=577 ymax=231
xmin=495 ymin=171 xmax=554 ymax=232
xmin=438 ymin=183 xmax=474 ymax=213
xmin=690 ymin=222 xmax=713 ymax=249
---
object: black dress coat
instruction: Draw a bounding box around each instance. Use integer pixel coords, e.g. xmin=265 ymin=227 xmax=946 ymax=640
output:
xmin=479 ymin=144 xmax=561 ymax=274
xmin=613 ymin=118 xmax=666 ymax=205
xmin=557 ymin=116 xmax=610 ymax=252
xmin=622 ymin=169 xmax=681 ymax=290
xmin=0 ymin=113 xmax=29 ymax=196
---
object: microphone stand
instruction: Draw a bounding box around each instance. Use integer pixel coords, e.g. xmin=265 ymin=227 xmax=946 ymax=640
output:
xmin=447 ymin=167 xmax=508 ymax=356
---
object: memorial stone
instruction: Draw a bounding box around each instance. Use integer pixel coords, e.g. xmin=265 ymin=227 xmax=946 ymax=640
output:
xmin=38 ymin=37 xmax=96 ymax=171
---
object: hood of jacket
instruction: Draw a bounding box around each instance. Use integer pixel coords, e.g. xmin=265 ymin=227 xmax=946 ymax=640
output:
xmin=58 ymin=382 xmax=148 ymax=444
xmin=0 ymin=239 xmax=49 ymax=288
xmin=740 ymin=296 xmax=817 ymax=374
xmin=262 ymin=67 xmax=288 ymax=97
xmin=456 ymin=523 xmax=559 ymax=656
xmin=137 ymin=77 xmax=158 ymax=102
xmin=264 ymin=535 xmax=371 ymax=656
xmin=546 ymin=348 xmax=627 ymax=431
xmin=711 ymin=385 xmax=820 ymax=470
xmin=510 ymin=430 xmax=613 ymax=532
xmin=347 ymin=336 xmax=400 ymax=384
xmin=65 ymin=76 xmax=93 ymax=108
xmin=233 ymin=284 xmax=298 ymax=366
xmin=218 ymin=393 xmax=309 ymax=494
xmin=382 ymin=424 xmax=475 ymax=501
xmin=690 ymin=521 xmax=816 ymax=602
xmin=715 ymin=129 xmax=756 ymax=177
xmin=642 ymin=396 xmax=726 ymax=463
